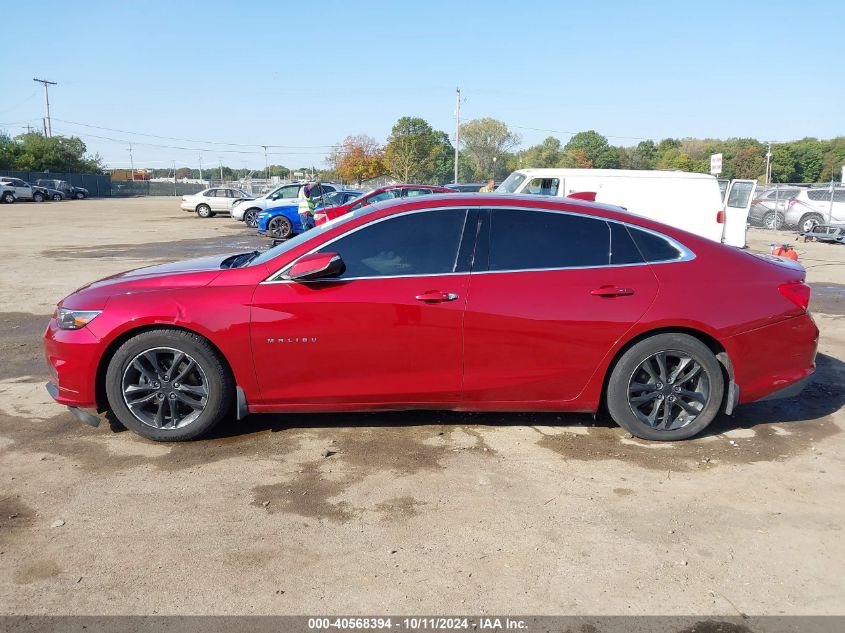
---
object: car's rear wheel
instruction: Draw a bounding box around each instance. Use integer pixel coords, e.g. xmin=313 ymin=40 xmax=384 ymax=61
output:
xmin=268 ymin=216 xmax=293 ymax=239
xmin=52 ymin=193 xmax=62 ymax=201
xmin=105 ymin=329 xmax=234 ymax=441
xmin=75 ymin=191 xmax=85 ymax=200
xmin=196 ymin=204 xmax=212 ymax=218
xmin=243 ymin=208 xmax=260 ymax=228
xmin=762 ymin=211 xmax=784 ymax=230
xmin=1 ymin=192 xmax=14 ymax=204
xmin=606 ymin=333 xmax=724 ymax=441
xmin=799 ymin=213 xmax=824 ymax=233
xmin=33 ymin=192 xmax=45 ymax=202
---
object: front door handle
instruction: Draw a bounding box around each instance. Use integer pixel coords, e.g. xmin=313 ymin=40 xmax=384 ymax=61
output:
xmin=415 ymin=290 xmax=459 ymax=303
xmin=591 ymin=285 xmax=635 ymax=297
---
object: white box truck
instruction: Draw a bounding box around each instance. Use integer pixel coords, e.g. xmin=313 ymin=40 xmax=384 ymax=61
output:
xmin=496 ymin=168 xmax=757 ymax=248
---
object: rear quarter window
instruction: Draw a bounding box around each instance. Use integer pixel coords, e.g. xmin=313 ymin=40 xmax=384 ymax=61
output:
xmin=627 ymin=226 xmax=684 ymax=262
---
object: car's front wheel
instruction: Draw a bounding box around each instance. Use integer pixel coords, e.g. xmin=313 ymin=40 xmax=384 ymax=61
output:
xmin=105 ymin=329 xmax=234 ymax=441
xmin=1 ymin=192 xmax=14 ymax=204
xmin=196 ymin=204 xmax=212 ymax=218
xmin=75 ymin=191 xmax=85 ymax=200
xmin=268 ymin=216 xmax=293 ymax=239
xmin=606 ymin=333 xmax=724 ymax=441
xmin=52 ymin=193 xmax=62 ymax=201
xmin=33 ymin=192 xmax=45 ymax=202
xmin=243 ymin=208 xmax=260 ymax=228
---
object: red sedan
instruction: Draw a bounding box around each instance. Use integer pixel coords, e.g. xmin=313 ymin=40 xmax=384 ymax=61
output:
xmin=313 ymin=184 xmax=456 ymax=225
xmin=44 ymin=194 xmax=817 ymax=442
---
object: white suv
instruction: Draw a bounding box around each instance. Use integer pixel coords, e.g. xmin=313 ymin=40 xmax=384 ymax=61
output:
xmin=232 ymin=182 xmax=339 ymax=228
xmin=784 ymin=187 xmax=845 ymax=232
xmin=180 ymin=187 xmax=254 ymax=218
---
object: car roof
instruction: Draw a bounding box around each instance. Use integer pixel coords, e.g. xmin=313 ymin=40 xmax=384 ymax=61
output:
xmin=511 ymin=168 xmax=717 ymax=181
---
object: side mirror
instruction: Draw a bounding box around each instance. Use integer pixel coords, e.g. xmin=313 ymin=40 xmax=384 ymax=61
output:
xmin=288 ymin=252 xmax=345 ymax=282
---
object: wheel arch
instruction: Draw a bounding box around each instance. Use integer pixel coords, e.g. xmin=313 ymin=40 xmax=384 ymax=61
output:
xmin=597 ymin=326 xmax=734 ymax=417
xmin=94 ymin=323 xmax=236 ymax=412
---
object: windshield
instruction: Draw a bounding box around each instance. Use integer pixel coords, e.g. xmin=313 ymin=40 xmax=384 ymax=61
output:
xmin=496 ymin=172 xmax=526 ymax=193
xmin=249 ymin=206 xmax=372 ymax=267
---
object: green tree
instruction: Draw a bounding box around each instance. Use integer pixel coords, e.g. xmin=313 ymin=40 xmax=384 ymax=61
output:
xmin=791 ymin=139 xmax=824 ymax=183
xmin=335 ymin=134 xmax=386 ymax=185
xmin=384 ymin=117 xmax=439 ymax=182
xmin=3 ymin=132 xmax=103 ymax=173
xmin=770 ymin=145 xmax=797 ymax=183
xmin=459 ymin=118 xmax=520 ymax=180
xmin=518 ymin=136 xmax=563 ymax=168
xmin=563 ymin=130 xmax=620 ymax=169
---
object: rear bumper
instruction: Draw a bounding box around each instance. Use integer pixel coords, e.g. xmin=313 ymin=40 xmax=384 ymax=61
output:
xmin=179 ymin=202 xmax=194 ymax=211
xmin=727 ymin=313 xmax=818 ymax=405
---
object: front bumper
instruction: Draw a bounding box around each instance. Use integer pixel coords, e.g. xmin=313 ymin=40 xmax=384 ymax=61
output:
xmin=43 ymin=317 xmax=102 ymax=408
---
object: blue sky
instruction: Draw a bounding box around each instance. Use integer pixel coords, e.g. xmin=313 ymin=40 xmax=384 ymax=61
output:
xmin=1 ymin=0 xmax=843 ymax=171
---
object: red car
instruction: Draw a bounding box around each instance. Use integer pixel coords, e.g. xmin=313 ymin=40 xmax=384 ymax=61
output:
xmin=313 ymin=184 xmax=457 ymax=225
xmin=44 ymin=194 xmax=817 ymax=442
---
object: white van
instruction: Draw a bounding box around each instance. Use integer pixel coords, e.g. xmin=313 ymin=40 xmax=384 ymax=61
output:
xmin=497 ymin=168 xmax=757 ymax=248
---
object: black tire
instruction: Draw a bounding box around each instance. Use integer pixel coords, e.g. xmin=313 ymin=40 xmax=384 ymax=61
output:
xmin=105 ymin=329 xmax=234 ymax=441
xmin=799 ymin=213 xmax=824 ymax=233
xmin=75 ymin=191 xmax=85 ymax=200
xmin=52 ymin=193 xmax=62 ymax=201
xmin=762 ymin=211 xmax=784 ymax=230
xmin=196 ymin=204 xmax=212 ymax=218
xmin=606 ymin=333 xmax=724 ymax=441
xmin=1 ymin=192 xmax=14 ymax=204
xmin=268 ymin=216 xmax=293 ymax=239
xmin=33 ymin=192 xmax=45 ymax=202
xmin=243 ymin=208 xmax=260 ymax=228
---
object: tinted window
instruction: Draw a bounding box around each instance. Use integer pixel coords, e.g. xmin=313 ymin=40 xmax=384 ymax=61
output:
xmin=609 ymin=222 xmax=644 ymax=265
xmin=318 ymin=209 xmax=467 ymax=278
xmin=488 ymin=209 xmax=610 ymax=270
xmin=204 ymin=189 xmax=218 ymax=197
xmin=807 ymin=190 xmax=828 ymax=201
xmin=627 ymin=226 xmax=683 ymax=262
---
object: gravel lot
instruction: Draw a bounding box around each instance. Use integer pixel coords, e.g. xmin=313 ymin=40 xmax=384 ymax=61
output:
xmin=1 ymin=197 xmax=844 ymax=615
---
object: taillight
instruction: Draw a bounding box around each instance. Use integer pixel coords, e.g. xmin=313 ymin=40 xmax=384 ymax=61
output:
xmin=716 ymin=210 xmax=725 ymax=223
xmin=779 ymin=281 xmax=810 ymax=311
xmin=788 ymin=199 xmax=797 ymax=209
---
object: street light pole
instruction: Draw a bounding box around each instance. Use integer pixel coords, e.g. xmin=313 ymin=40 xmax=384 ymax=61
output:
xmin=454 ymin=87 xmax=461 ymax=184
xmin=765 ymin=142 xmax=772 ymax=185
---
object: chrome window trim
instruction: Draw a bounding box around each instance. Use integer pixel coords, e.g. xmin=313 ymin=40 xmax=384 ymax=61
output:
xmin=260 ymin=205 xmax=695 ymax=285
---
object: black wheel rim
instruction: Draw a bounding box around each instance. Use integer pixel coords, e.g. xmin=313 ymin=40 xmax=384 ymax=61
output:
xmin=121 ymin=347 xmax=208 ymax=430
xmin=627 ymin=350 xmax=710 ymax=431
xmin=269 ymin=218 xmax=291 ymax=238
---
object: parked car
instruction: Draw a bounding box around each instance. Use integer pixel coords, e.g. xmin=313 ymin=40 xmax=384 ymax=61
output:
xmin=232 ymin=182 xmax=340 ymax=228
xmin=0 ymin=182 xmax=17 ymax=203
xmin=36 ymin=179 xmax=89 ymax=200
xmin=179 ymin=187 xmax=254 ymax=218
xmin=497 ymin=169 xmax=757 ymax=248
xmin=784 ymin=187 xmax=845 ymax=232
xmin=442 ymin=182 xmax=499 ymax=192
xmin=313 ymin=184 xmax=457 ymax=225
xmin=44 ymin=193 xmax=816 ymax=442
xmin=256 ymin=190 xmax=365 ymax=239
xmin=748 ymin=187 xmax=802 ymax=229
xmin=0 ymin=177 xmax=52 ymax=202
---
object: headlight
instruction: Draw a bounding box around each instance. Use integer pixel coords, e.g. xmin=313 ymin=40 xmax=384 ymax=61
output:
xmin=54 ymin=308 xmax=102 ymax=330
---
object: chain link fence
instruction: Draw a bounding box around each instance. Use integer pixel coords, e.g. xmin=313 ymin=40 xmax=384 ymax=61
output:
xmin=749 ymin=182 xmax=844 ymax=233
xmin=0 ymin=170 xmax=111 ymax=197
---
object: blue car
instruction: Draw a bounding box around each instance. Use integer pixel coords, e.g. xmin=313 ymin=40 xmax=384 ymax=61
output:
xmin=256 ymin=204 xmax=305 ymax=240
xmin=257 ymin=190 xmax=364 ymax=240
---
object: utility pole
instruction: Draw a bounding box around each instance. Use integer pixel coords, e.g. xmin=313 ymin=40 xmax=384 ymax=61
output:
xmin=173 ymin=160 xmax=177 ymax=196
xmin=454 ymin=87 xmax=461 ymax=184
xmin=219 ymin=158 xmax=224 ymax=183
xmin=128 ymin=143 xmax=135 ymax=181
xmin=262 ymin=145 xmax=269 ymax=181
xmin=198 ymin=154 xmax=203 ymax=183
xmin=765 ymin=142 xmax=772 ymax=185
xmin=33 ymin=78 xmax=57 ymax=137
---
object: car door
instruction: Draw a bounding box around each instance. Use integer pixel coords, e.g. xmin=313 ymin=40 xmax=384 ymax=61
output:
xmin=722 ymin=180 xmax=757 ymax=247
xmin=462 ymin=207 xmax=659 ymax=404
xmin=11 ymin=179 xmax=32 ymax=200
xmin=211 ymin=189 xmax=231 ymax=212
xmin=250 ymin=207 xmax=475 ymax=405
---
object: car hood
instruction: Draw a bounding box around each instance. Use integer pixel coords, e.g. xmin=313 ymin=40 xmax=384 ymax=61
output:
xmin=60 ymin=254 xmax=234 ymax=308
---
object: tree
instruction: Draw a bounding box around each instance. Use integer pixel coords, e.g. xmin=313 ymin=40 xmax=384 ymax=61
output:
xmin=335 ymin=134 xmax=386 ymax=185
xmin=384 ymin=117 xmax=439 ymax=182
xmin=770 ymin=145 xmax=797 ymax=183
xmin=175 ymin=167 xmax=192 ymax=179
xmin=519 ymin=136 xmax=563 ymax=168
xmin=2 ymin=132 xmax=103 ymax=173
xmin=563 ymin=130 xmax=620 ymax=169
xmin=459 ymin=118 xmax=520 ymax=181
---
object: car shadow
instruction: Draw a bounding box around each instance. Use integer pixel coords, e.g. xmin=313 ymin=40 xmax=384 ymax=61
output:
xmin=156 ymin=352 xmax=843 ymax=442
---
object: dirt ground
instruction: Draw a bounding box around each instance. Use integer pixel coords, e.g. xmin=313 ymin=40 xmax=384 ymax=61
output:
xmin=0 ymin=197 xmax=844 ymax=616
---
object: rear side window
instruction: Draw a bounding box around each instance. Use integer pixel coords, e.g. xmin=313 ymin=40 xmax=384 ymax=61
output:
xmin=627 ymin=226 xmax=684 ymax=262
xmin=488 ymin=209 xmax=609 ymax=270
xmin=319 ymin=209 xmax=468 ymax=278
xmin=609 ymin=222 xmax=644 ymax=265
xmin=807 ymin=190 xmax=828 ymax=201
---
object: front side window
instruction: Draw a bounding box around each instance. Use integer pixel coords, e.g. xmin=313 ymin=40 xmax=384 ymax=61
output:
xmin=317 ymin=209 xmax=468 ymax=278
xmin=488 ymin=209 xmax=610 ymax=270
xmin=404 ymin=188 xmax=434 ymax=198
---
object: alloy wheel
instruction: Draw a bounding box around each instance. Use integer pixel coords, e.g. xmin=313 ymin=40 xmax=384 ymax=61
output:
xmin=121 ymin=347 xmax=209 ymax=429
xmin=626 ymin=350 xmax=710 ymax=431
xmin=269 ymin=217 xmax=292 ymax=239
xmin=245 ymin=210 xmax=257 ymax=228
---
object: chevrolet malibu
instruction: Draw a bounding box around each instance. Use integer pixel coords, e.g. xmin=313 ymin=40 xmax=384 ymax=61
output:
xmin=44 ymin=194 xmax=818 ymax=442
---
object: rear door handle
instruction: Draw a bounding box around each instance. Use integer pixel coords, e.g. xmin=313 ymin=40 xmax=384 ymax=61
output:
xmin=415 ymin=290 xmax=459 ymax=303
xmin=591 ymin=285 xmax=635 ymax=297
